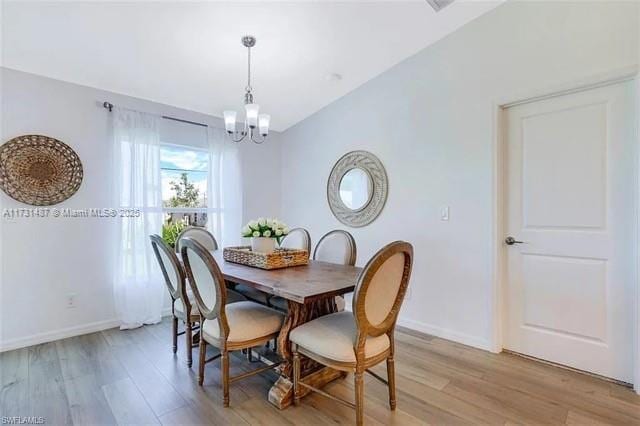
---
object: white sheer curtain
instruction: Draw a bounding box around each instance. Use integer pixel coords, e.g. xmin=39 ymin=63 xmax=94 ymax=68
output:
xmin=112 ymin=108 xmax=164 ymax=329
xmin=206 ymin=127 xmax=243 ymax=248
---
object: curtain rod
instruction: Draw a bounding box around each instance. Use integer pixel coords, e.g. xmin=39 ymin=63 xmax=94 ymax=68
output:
xmin=102 ymin=101 xmax=208 ymax=128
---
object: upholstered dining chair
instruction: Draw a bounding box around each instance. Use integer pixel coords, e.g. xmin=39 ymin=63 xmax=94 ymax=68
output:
xmin=290 ymin=241 xmax=413 ymax=426
xmin=235 ymin=227 xmax=312 ymax=305
xmin=280 ymin=227 xmax=312 ymax=253
xmin=270 ymin=229 xmax=356 ymax=311
xmin=176 ymin=226 xmax=246 ymax=304
xmin=150 ymin=234 xmax=200 ymax=367
xmin=180 ymin=237 xmax=285 ymax=406
xmin=176 ymin=226 xmax=218 ymax=252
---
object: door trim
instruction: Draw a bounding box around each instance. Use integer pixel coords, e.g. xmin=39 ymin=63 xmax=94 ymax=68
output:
xmin=489 ymin=65 xmax=640 ymax=391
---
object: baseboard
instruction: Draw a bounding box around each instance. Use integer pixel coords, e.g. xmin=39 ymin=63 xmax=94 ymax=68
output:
xmin=396 ymin=317 xmax=491 ymax=351
xmin=1 ymin=307 xmax=174 ymax=352
xmin=0 ymin=318 xmax=121 ymax=352
xmin=1 ymin=313 xmax=490 ymax=354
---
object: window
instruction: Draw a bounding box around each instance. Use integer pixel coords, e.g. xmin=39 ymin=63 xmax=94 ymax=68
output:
xmin=160 ymin=144 xmax=209 ymax=227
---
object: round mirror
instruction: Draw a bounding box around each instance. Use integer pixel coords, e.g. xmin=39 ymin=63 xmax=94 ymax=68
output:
xmin=339 ymin=168 xmax=372 ymax=210
xmin=327 ymin=150 xmax=388 ymax=228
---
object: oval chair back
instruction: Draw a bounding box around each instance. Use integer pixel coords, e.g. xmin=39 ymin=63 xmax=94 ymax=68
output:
xmin=177 ymin=226 xmax=218 ymax=252
xmin=313 ymin=230 xmax=357 ymax=266
xmin=352 ymin=241 xmax=413 ymax=341
xmin=150 ymin=234 xmax=186 ymax=304
xmin=180 ymin=237 xmax=229 ymax=337
xmin=280 ymin=227 xmax=311 ymax=255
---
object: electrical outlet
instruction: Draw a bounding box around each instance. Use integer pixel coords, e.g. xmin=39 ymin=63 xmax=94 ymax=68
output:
xmin=66 ymin=293 xmax=77 ymax=309
xmin=441 ymin=206 xmax=450 ymax=221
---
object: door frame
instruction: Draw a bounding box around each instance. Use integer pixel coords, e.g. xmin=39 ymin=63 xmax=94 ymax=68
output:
xmin=489 ymin=65 xmax=640 ymax=391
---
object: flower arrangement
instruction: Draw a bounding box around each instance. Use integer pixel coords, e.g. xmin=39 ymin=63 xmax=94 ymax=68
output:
xmin=242 ymin=218 xmax=289 ymax=245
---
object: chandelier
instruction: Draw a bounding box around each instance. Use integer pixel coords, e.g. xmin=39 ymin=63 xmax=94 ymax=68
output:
xmin=223 ymin=36 xmax=270 ymax=144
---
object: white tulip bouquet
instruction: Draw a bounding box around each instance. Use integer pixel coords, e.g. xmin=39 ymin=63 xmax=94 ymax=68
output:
xmin=241 ymin=218 xmax=290 ymax=245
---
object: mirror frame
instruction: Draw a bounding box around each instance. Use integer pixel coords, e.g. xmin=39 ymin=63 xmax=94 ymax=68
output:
xmin=327 ymin=150 xmax=388 ymax=228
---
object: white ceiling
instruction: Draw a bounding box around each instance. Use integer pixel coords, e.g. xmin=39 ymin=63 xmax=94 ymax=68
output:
xmin=2 ymin=1 xmax=502 ymax=131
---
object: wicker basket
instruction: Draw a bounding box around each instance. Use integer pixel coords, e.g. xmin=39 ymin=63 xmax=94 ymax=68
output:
xmin=223 ymin=246 xmax=309 ymax=270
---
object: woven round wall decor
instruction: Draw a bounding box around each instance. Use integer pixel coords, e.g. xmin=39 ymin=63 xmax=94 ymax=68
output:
xmin=0 ymin=135 xmax=83 ymax=206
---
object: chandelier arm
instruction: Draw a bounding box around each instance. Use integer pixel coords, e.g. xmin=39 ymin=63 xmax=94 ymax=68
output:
xmin=229 ymin=131 xmax=248 ymax=143
xmin=250 ymin=128 xmax=266 ymax=144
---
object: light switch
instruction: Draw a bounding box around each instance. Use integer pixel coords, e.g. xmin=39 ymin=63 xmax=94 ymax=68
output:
xmin=441 ymin=206 xmax=450 ymax=221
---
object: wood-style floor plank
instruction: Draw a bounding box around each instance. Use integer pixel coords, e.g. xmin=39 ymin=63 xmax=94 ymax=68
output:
xmin=27 ymin=342 xmax=73 ymax=425
xmin=112 ymin=343 xmax=188 ymax=417
xmin=159 ymin=404 xmax=220 ymax=425
xmin=102 ymin=377 xmax=160 ymax=425
xmin=0 ymin=347 xmax=29 ymax=417
xmin=364 ymin=364 xmax=508 ymax=425
xmin=64 ymin=373 xmax=119 ymax=425
xmin=1 ymin=318 xmax=639 ymax=425
xmin=56 ymin=333 xmax=128 ymax=386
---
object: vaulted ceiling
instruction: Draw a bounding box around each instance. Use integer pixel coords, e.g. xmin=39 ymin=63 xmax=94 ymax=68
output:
xmin=3 ymin=1 xmax=502 ymax=131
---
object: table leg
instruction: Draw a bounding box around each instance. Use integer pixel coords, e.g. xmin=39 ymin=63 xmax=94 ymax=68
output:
xmin=268 ymin=297 xmax=344 ymax=409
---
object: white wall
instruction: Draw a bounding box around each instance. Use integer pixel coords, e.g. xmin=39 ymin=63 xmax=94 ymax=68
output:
xmin=279 ymin=1 xmax=639 ymax=350
xmin=0 ymin=1 xmax=6 ymax=354
xmin=0 ymin=68 xmax=281 ymax=350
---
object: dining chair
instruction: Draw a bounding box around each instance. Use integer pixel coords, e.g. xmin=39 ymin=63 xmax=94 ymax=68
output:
xmin=180 ymin=237 xmax=285 ymax=406
xmin=176 ymin=226 xmax=246 ymax=304
xmin=270 ymin=229 xmax=356 ymax=312
xmin=279 ymin=227 xmax=312 ymax=253
xmin=176 ymin=226 xmax=218 ymax=252
xmin=290 ymin=241 xmax=413 ymax=426
xmin=235 ymin=227 xmax=312 ymax=305
xmin=150 ymin=234 xmax=200 ymax=367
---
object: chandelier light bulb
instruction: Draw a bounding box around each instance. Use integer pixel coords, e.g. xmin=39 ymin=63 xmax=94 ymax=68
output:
xmin=245 ymin=104 xmax=259 ymax=128
xmin=258 ymin=114 xmax=270 ymax=136
xmin=223 ymin=110 xmax=237 ymax=133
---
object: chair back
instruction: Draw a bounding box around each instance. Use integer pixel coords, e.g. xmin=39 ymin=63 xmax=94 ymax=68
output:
xmin=180 ymin=238 xmax=228 ymax=335
xmin=353 ymin=241 xmax=413 ymax=338
xmin=177 ymin=226 xmax=218 ymax=252
xmin=150 ymin=234 xmax=185 ymax=301
xmin=280 ymin=227 xmax=311 ymax=254
xmin=313 ymin=230 xmax=357 ymax=266
xmin=151 ymin=234 xmax=195 ymax=316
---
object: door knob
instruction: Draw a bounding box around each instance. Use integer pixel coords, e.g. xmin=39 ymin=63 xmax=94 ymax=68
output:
xmin=505 ymin=236 xmax=524 ymax=245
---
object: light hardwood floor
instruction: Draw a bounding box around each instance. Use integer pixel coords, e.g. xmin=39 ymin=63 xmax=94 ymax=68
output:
xmin=2 ymin=319 xmax=639 ymax=425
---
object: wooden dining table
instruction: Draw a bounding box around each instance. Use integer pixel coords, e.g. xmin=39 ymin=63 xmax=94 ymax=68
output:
xmin=211 ymin=250 xmax=363 ymax=410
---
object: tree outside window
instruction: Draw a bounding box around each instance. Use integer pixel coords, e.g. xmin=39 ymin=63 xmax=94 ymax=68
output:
xmin=160 ymin=145 xmax=209 ymax=228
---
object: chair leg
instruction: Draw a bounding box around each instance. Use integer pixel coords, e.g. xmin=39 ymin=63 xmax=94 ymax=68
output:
xmin=186 ymin=321 xmax=193 ymax=368
xmin=172 ymin=316 xmax=178 ymax=354
xmin=292 ymin=345 xmax=301 ymax=406
xmin=354 ymin=371 xmax=364 ymax=426
xmin=387 ymin=356 xmax=396 ymax=410
xmin=198 ymin=339 xmax=207 ymax=386
xmin=221 ymin=351 xmax=230 ymax=407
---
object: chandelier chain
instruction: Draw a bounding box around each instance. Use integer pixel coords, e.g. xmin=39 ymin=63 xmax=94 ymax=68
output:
xmin=246 ymin=46 xmax=252 ymax=93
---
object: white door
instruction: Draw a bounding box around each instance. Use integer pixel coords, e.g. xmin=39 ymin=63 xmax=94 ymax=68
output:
xmin=504 ymin=80 xmax=637 ymax=383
